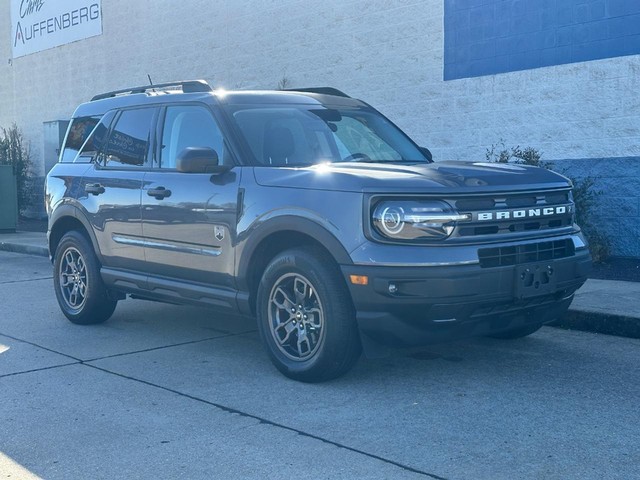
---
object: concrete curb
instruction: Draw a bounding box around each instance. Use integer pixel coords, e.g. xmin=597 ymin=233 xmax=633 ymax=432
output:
xmin=0 ymin=241 xmax=49 ymax=258
xmin=552 ymin=310 xmax=640 ymax=339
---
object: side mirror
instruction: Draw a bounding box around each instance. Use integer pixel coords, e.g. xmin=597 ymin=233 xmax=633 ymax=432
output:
xmin=419 ymin=147 xmax=433 ymax=162
xmin=176 ymin=147 xmax=221 ymax=173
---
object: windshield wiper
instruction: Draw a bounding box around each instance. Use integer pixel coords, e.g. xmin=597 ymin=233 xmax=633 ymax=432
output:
xmin=341 ymin=158 xmax=421 ymax=164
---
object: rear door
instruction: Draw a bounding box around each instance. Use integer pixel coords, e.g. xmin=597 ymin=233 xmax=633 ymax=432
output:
xmin=141 ymin=104 xmax=240 ymax=288
xmin=78 ymin=107 xmax=157 ymax=272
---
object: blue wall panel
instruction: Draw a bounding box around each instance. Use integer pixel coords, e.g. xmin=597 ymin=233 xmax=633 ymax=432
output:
xmin=444 ymin=0 xmax=640 ymax=80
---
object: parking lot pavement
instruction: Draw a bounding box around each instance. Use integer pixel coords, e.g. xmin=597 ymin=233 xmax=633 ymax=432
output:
xmin=1 ymin=251 xmax=639 ymax=480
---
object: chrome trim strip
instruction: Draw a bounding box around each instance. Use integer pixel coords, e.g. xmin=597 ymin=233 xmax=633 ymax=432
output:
xmin=353 ymin=259 xmax=480 ymax=267
xmin=112 ymin=235 xmax=221 ymax=257
xmin=352 ymin=233 xmax=584 ymax=267
xmin=572 ymin=235 xmax=587 ymax=250
xmin=407 ymin=213 xmax=471 ymax=223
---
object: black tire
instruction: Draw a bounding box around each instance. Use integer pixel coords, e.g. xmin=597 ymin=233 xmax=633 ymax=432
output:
xmin=489 ymin=323 xmax=543 ymax=339
xmin=256 ymin=247 xmax=361 ymax=382
xmin=53 ymin=231 xmax=117 ymax=325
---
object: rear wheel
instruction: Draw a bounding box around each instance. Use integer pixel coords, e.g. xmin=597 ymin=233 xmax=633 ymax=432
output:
xmin=256 ymin=248 xmax=361 ymax=382
xmin=53 ymin=231 xmax=117 ymax=325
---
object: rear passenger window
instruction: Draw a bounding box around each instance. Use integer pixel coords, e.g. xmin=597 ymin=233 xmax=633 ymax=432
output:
xmin=160 ymin=105 xmax=226 ymax=168
xmin=60 ymin=116 xmax=101 ymax=163
xmin=100 ymin=108 xmax=155 ymax=168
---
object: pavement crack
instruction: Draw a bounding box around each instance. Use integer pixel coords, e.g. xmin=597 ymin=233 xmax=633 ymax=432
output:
xmin=83 ymin=363 xmax=448 ymax=480
xmin=0 ymin=333 xmax=82 ymax=362
xmin=0 ymin=276 xmax=53 ymax=285
xmin=0 ymin=362 xmax=79 ymax=379
xmin=1 ymin=329 xmax=257 ymax=366
xmin=82 ymin=330 xmax=257 ymax=363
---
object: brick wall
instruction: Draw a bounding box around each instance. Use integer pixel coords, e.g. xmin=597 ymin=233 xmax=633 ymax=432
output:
xmin=0 ymin=1 xmax=638 ymax=255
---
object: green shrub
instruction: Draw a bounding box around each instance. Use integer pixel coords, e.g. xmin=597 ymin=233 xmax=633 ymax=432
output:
xmin=0 ymin=124 xmax=33 ymax=215
xmin=486 ymin=142 xmax=610 ymax=262
xmin=485 ymin=141 xmax=547 ymax=168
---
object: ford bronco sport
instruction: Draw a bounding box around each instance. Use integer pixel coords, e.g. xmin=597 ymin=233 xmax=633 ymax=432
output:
xmin=46 ymin=80 xmax=592 ymax=382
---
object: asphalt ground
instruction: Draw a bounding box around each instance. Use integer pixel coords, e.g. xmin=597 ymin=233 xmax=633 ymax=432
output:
xmin=1 ymin=251 xmax=638 ymax=479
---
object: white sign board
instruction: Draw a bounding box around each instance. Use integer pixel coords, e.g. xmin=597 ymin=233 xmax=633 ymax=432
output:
xmin=11 ymin=0 xmax=103 ymax=58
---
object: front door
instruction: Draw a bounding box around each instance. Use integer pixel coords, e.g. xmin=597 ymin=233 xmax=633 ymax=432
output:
xmin=141 ymin=104 xmax=240 ymax=288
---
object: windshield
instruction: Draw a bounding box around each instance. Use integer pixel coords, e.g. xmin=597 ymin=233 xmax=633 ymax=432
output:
xmin=225 ymin=105 xmax=428 ymax=166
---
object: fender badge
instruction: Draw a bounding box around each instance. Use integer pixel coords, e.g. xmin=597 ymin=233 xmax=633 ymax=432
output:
xmin=214 ymin=226 xmax=225 ymax=241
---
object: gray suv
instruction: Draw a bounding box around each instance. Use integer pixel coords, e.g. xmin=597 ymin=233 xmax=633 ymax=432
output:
xmin=46 ymin=80 xmax=591 ymax=381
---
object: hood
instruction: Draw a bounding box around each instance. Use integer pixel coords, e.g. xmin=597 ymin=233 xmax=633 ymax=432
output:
xmin=253 ymin=161 xmax=572 ymax=194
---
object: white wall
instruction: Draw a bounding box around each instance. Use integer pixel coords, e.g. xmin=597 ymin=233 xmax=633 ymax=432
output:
xmin=1 ymin=0 xmax=639 ymax=255
xmin=2 ymin=0 xmax=639 ymax=172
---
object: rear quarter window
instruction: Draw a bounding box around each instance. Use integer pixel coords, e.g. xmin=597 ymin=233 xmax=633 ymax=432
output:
xmin=60 ymin=116 xmax=102 ymax=162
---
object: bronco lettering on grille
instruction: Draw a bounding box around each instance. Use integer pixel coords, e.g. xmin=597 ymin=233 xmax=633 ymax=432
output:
xmin=475 ymin=205 xmax=571 ymax=221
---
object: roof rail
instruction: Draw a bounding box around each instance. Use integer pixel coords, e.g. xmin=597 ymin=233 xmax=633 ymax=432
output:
xmin=91 ymin=80 xmax=212 ymax=101
xmin=284 ymin=87 xmax=350 ymax=98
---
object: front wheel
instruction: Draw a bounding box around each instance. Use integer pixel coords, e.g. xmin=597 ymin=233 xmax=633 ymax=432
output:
xmin=53 ymin=231 xmax=117 ymax=325
xmin=256 ymin=248 xmax=361 ymax=382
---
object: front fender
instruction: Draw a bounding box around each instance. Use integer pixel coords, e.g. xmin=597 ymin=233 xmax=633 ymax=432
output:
xmin=235 ymin=213 xmax=354 ymax=292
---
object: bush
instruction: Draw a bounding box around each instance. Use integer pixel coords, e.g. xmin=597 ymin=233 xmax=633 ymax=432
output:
xmin=0 ymin=124 xmax=33 ymax=215
xmin=485 ymin=142 xmax=610 ymax=262
xmin=485 ymin=141 xmax=549 ymax=168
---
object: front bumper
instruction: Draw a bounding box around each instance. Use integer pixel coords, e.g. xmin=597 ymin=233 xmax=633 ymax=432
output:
xmin=341 ymin=248 xmax=591 ymax=346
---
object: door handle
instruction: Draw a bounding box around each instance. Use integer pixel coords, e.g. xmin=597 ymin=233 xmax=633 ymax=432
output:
xmin=85 ymin=183 xmax=105 ymax=195
xmin=147 ymin=187 xmax=172 ymax=199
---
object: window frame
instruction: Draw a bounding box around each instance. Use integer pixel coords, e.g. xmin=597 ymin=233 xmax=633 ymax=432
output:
xmin=94 ymin=106 xmax=159 ymax=171
xmin=155 ymin=102 xmax=236 ymax=171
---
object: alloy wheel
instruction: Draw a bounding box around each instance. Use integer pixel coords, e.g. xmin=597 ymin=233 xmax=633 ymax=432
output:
xmin=58 ymin=246 xmax=88 ymax=311
xmin=267 ymin=273 xmax=325 ymax=361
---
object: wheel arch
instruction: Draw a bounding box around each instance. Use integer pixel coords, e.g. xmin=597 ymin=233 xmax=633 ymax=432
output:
xmin=237 ymin=216 xmax=353 ymax=316
xmin=49 ymin=205 xmax=102 ymax=263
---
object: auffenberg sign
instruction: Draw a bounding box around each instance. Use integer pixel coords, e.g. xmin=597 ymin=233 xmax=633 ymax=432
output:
xmin=11 ymin=0 xmax=102 ymax=58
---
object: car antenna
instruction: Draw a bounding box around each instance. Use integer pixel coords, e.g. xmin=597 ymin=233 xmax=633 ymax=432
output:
xmin=147 ymin=74 xmax=157 ymax=95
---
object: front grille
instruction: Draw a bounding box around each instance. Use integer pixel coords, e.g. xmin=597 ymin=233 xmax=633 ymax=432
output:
xmin=457 ymin=217 xmax=573 ymax=237
xmin=452 ymin=191 xmax=569 ymax=211
xmin=478 ymin=239 xmax=575 ymax=268
xmin=451 ymin=189 xmax=573 ymax=239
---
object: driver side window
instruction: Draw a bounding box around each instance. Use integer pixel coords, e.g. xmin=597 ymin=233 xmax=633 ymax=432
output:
xmin=160 ymin=106 xmax=226 ymax=168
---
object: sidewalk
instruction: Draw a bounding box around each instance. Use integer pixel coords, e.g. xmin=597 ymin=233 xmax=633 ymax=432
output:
xmin=0 ymin=230 xmax=48 ymax=257
xmin=0 ymin=230 xmax=638 ymax=339
xmin=554 ymin=278 xmax=640 ymax=338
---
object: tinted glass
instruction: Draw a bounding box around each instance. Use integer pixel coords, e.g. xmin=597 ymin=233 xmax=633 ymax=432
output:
xmin=160 ymin=105 xmax=225 ymax=168
xmin=101 ymin=108 xmax=155 ymax=168
xmin=75 ymin=111 xmax=115 ymax=163
xmin=60 ymin=116 xmax=101 ymax=162
xmin=227 ymin=105 xmax=427 ymax=166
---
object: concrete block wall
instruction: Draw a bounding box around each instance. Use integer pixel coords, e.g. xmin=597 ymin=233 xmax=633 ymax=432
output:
xmin=444 ymin=0 xmax=640 ymax=80
xmin=0 ymin=0 xmax=638 ymax=255
xmin=552 ymin=157 xmax=640 ymax=257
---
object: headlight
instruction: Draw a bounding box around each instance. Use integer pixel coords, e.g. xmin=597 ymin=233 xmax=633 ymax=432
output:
xmin=372 ymin=200 xmax=469 ymax=241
